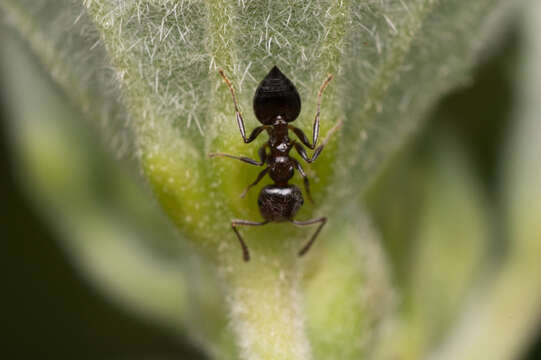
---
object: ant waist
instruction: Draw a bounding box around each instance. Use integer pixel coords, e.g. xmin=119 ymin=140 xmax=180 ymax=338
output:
xmin=261 ymin=184 xmax=302 ymax=193
xmin=272 ymin=156 xmax=290 ymax=164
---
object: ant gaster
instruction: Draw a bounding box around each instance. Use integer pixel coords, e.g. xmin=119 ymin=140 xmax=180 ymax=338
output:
xmin=210 ymin=66 xmax=341 ymax=261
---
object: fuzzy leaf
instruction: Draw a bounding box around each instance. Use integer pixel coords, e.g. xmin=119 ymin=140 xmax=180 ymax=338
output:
xmin=0 ymin=0 xmax=512 ymax=358
xmin=0 ymin=33 xmax=189 ymax=332
xmin=0 ymin=0 xmax=134 ymax=155
xmin=0 ymin=34 xmax=236 ymax=358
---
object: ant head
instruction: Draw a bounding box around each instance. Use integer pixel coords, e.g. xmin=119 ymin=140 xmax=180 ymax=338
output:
xmin=253 ymin=66 xmax=301 ymax=125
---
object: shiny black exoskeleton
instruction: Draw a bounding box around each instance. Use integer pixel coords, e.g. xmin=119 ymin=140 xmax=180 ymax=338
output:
xmin=210 ymin=66 xmax=341 ymax=261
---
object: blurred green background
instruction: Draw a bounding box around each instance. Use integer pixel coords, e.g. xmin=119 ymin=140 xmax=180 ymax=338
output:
xmin=1 ymin=12 xmax=541 ymax=360
xmin=0 ymin=97 xmax=203 ymax=359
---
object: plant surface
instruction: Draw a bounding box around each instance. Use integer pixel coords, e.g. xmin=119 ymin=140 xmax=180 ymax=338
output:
xmin=1 ymin=0 xmax=540 ymax=359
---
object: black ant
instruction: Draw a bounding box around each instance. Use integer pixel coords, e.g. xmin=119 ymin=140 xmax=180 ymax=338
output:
xmin=210 ymin=66 xmax=341 ymax=261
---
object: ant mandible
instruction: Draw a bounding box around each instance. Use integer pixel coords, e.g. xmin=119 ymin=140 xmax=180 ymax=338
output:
xmin=210 ymin=66 xmax=342 ymax=261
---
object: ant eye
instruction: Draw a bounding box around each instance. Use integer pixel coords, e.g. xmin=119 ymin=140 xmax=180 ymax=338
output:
xmin=258 ymin=199 xmax=263 ymax=206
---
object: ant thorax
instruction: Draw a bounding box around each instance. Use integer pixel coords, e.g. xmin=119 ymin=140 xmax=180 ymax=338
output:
xmin=269 ymin=117 xmax=291 ymax=153
xmin=269 ymin=133 xmax=291 ymax=154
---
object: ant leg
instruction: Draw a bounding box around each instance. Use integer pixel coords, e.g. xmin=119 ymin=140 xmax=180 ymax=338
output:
xmin=245 ymin=125 xmax=269 ymax=143
xmin=292 ymin=159 xmax=313 ymax=203
xmin=209 ymin=153 xmax=262 ymax=165
xmin=288 ymin=73 xmax=333 ymax=149
xmin=289 ymin=125 xmax=313 ymax=149
xmin=240 ymin=167 xmax=269 ymax=198
xmin=218 ymin=69 xmax=269 ymax=143
xmin=293 ymin=120 xmax=343 ymax=163
xmin=291 ymin=217 xmax=327 ymax=257
xmin=209 ymin=143 xmax=268 ymax=166
xmin=231 ymin=219 xmax=269 ymax=261
xmin=294 ymin=142 xmax=311 ymax=163
xmin=311 ymin=74 xmax=334 ymax=146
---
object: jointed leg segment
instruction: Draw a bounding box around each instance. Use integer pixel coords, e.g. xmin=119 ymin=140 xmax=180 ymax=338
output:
xmin=292 ymin=159 xmax=313 ymax=203
xmin=294 ymin=119 xmax=343 ymax=163
xmin=209 ymin=143 xmax=268 ymax=166
xmin=240 ymin=167 xmax=269 ymax=198
xmin=231 ymin=219 xmax=269 ymax=261
xmin=292 ymin=217 xmax=327 ymax=256
xmin=208 ymin=152 xmax=263 ymax=166
xmin=219 ymin=69 xmax=269 ymax=143
xmin=288 ymin=73 xmax=334 ymax=149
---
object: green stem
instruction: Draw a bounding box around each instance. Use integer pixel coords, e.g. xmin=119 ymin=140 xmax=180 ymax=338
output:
xmin=221 ymin=255 xmax=311 ymax=360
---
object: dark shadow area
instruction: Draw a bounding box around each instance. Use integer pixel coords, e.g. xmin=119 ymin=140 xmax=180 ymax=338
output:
xmin=527 ymin=327 xmax=541 ymax=360
xmin=437 ymin=28 xmax=519 ymax=195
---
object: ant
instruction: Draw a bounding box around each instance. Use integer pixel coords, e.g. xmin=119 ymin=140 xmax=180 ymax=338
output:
xmin=210 ymin=66 xmax=341 ymax=261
